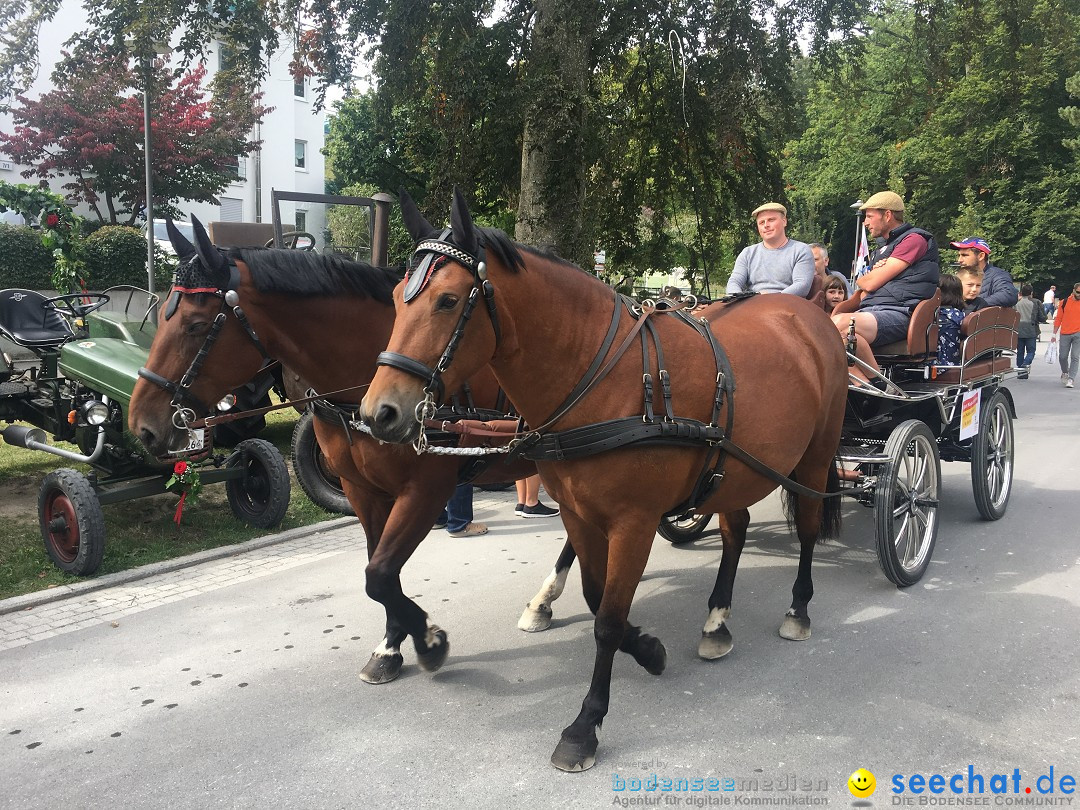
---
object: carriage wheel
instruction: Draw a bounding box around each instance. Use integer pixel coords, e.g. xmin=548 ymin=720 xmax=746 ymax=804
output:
xmin=226 ymin=439 xmax=291 ymax=529
xmin=38 ymin=469 xmax=106 ymax=576
xmin=970 ymin=390 xmax=1014 ymax=521
xmin=657 ymin=511 xmax=711 ymax=544
xmin=874 ymin=420 xmax=940 ymax=587
xmin=291 ymin=410 xmax=354 ymax=515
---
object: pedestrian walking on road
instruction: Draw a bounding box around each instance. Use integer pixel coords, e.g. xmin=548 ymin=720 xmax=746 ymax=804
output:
xmin=1051 ymin=283 xmax=1080 ymax=388
xmin=514 ymin=474 xmax=560 ymax=518
xmin=1015 ymin=284 xmax=1043 ymax=371
xmin=436 ymin=483 xmax=488 ymax=536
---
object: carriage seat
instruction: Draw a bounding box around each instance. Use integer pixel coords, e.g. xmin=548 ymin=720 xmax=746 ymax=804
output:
xmin=207 ymin=221 xmax=276 ymax=248
xmin=932 ymin=306 xmax=1019 ymax=383
xmin=0 ymin=289 xmax=75 ymax=348
xmin=875 ymin=290 xmax=942 ymax=362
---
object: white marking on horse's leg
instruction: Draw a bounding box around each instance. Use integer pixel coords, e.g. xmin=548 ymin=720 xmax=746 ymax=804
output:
xmin=370 ymin=638 xmax=401 ymax=659
xmin=518 ymin=566 xmax=570 ymax=632
xmin=424 ymin=619 xmax=445 ymax=648
xmin=702 ymin=607 xmax=731 ymax=634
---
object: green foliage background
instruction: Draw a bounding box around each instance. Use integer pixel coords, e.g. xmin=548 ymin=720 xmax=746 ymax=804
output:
xmin=0 ymin=224 xmax=56 ymax=289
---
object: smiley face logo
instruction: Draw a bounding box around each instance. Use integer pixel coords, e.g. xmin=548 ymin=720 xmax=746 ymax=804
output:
xmin=848 ymin=768 xmax=876 ymax=798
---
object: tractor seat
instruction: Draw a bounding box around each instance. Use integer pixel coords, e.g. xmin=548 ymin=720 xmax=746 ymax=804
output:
xmin=0 ymin=289 xmax=75 ymax=348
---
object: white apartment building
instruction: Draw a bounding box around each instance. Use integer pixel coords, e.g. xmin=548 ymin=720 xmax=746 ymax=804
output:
xmin=0 ymin=6 xmax=327 ymax=237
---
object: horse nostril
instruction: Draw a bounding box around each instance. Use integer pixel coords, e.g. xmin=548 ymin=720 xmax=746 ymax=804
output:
xmin=138 ymin=426 xmax=156 ymax=449
xmin=375 ymin=403 xmax=399 ymax=427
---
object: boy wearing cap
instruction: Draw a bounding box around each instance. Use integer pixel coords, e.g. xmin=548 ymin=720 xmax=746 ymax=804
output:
xmin=726 ymin=202 xmax=815 ymax=297
xmin=831 ymin=190 xmax=940 ymax=351
xmin=949 ymin=236 xmax=1018 ymax=307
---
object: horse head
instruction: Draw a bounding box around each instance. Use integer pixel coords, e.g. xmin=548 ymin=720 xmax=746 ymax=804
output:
xmin=128 ymin=216 xmax=272 ymax=459
xmin=361 ymin=188 xmax=505 ymax=443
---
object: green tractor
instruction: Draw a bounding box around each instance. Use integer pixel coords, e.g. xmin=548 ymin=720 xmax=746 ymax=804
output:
xmin=1 ymin=286 xmax=292 ymax=576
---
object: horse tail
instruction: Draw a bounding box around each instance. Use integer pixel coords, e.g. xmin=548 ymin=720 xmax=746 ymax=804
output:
xmin=781 ymin=456 xmax=843 ymax=541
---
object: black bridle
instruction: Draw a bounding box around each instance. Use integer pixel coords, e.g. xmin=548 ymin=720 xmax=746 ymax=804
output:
xmin=138 ymin=258 xmax=276 ymax=430
xmin=376 ymin=232 xmax=500 ymax=411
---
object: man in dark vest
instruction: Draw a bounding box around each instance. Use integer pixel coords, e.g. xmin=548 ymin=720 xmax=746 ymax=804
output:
xmin=832 ymin=191 xmax=940 ymax=358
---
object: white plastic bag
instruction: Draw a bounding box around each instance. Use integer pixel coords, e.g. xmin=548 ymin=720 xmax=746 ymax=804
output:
xmin=1045 ymin=333 xmax=1059 ymax=365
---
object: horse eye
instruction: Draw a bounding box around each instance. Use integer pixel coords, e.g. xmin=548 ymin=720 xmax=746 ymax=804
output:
xmin=436 ymin=293 xmax=459 ymax=311
xmin=184 ymin=321 xmax=210 ymax=337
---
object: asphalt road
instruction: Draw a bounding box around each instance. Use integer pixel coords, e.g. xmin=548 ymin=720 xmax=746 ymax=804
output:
xmin=2 ymin=361 xmax=1078 ymax=810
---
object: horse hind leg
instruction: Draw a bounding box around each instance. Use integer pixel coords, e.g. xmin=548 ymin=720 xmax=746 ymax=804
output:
xmin=779 ymin=463 xmax=841 ymax=641
xmin=518 ymin=540 xmax=576 ymax=632
xmin=698 ymin=510 xmax=748 ymax=660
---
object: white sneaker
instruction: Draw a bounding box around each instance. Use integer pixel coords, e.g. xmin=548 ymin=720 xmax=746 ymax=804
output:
xmin=1068 ymin=379 xmax=1075 ymax=389
xmin=1063 ymin=373 xmax=1070 ymax=383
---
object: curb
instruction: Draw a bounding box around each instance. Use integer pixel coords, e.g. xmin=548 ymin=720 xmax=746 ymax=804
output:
xmin=0 ymin=515 xmax=359 ymax=617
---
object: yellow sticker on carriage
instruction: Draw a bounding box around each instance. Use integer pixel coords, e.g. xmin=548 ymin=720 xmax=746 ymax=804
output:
xmin=958 ymin=388 xmax=982 ymax=441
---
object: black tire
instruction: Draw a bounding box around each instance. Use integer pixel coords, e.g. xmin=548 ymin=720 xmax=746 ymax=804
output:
xmin=225 ymin=439 xmax=291 ymax=529
xmin=657 ymin=511 xmax=711 ymax=544
xmin=971 ymin=390 xmax=1014 ymax=521
xmin=291 ymin=410 xmax=354 ymax=515
xmin=875 ymin=420 xmax=940 ymax=587
xmin=38 ymin=468 xmax=106 ymax=576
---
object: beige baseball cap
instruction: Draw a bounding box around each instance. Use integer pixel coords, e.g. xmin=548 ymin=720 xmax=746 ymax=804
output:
xmin=752 ymin=202 xmax=787 ymax=218
xmin=859 ymin=191 xmax=905 ymax=212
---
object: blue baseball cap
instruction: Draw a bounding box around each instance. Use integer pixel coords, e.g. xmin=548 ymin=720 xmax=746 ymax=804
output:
xmin=950 ymin=236 xmax=990 ymax=255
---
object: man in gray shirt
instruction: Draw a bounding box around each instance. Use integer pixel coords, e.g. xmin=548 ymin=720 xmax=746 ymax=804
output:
xmin=726 ymin=202 xmax=815 ymax=296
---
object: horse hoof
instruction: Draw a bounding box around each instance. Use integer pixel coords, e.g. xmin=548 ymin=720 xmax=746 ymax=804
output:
xmin=779 ymin=615 xmax=811 ymax=641
xmin=551 ymin=736 xmax=598 ymax=772
xmin=698 ymin=626 xmax=734 ymax=660
xmin=359 ymin=653 xmax=403 ymax=684
xmin=518 ymin=605 xmax=553 ymax=633
xmin=638 ymin=636 xmax=667 ymax=676
xmin=416 ymin=629 xmax=450 ymax=672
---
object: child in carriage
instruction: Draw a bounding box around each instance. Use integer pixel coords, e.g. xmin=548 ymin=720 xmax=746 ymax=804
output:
xmin=822 ymin=275 xmax=848 ymax=311
xmin=936 ymin=274 xmax=966 ymax=366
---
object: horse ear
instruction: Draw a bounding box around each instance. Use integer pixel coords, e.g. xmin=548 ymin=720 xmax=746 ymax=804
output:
xmin=450 ymin=186 xmax=478 ymax=256
xmin=166 ymin=216 xmax=197 ymax=262
xmin=189 ymin=214 xmax=229 ymax=282
xmin=399 ymin=187 xmax=434 ymax=241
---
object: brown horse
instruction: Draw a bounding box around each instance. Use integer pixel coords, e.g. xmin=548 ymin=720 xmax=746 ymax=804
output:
xmin=127 ymin=219 xmax=538 ymax=684
xmin=361 ymin=189 xmax=849 ymax=771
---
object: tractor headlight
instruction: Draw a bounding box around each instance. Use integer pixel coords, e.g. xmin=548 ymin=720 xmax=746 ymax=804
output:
xmin=81 ymin=400 xmax=110 ymax=426
xmin=216 ymin=394 xmax=237 ymax=412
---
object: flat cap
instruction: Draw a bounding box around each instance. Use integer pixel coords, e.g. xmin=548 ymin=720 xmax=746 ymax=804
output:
xmin=859 ymin=191 xmax=905 ymax=212
xmin=751 ymin=202 xmax=787 ymax=218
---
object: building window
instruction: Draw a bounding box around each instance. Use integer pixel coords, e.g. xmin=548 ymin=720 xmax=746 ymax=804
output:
xmin=295 ymin=212 xmax=307 ymax=233
xmin=218 ymin=44 xmax=236 ymax=72
xmin=231 ymin=156 xmax=247 ymax=181
xmin=294 ymin=140 xmax=307 ymax=170
xmin=294 ymin=77 xmax=306 ymax=98
xmin=219 ymin=197 xmax=244 ymax=222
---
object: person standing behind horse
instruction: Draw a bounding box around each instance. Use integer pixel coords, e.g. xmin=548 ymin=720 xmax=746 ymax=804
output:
xmin=1014 ymin=283 xmax=1042 ymax=371
xmin=949 ymin=237 xmax=1017 ymax=307
xmin=726 ymin=202 xmax=815 ymax=297
xmin=831 ymin=191 xmax=941 ymax=354
xmin=1051 ymin=282 xmax=1080 ymax=388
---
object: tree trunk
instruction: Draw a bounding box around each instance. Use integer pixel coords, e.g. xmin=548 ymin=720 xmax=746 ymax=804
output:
xmin=515 ymin=0 xmax=597 ymax=268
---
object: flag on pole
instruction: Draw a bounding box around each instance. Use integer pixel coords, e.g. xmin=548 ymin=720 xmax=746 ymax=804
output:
xmin=853 ymin=224 xmax=871 ymax=280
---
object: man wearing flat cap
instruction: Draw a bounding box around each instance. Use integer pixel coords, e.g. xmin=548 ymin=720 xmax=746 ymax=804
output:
xmin=831 ymin=190 xmax=940 ymax=351
xmin=726 ymin=202 xmax=815 ymax=297
xmin=949 ymin=236 xmax=1018 ymax=308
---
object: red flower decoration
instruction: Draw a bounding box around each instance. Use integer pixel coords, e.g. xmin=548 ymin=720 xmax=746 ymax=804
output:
xmin=46 ymin=213 xmax=60 ymax=227
xmin=173 ymin=460 xmax=188 ymax=475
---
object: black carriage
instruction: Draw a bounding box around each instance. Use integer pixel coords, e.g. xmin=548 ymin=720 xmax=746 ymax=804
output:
xmin=660 ymin=293 xmax=1020 ymax=587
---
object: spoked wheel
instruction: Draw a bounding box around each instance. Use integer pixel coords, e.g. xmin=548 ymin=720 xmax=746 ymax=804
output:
xmin=291 ymin=410 xmax=353 ymax=515
xmin=226 ymin=439 xmax=291 ymax=529
xmin=874 ymin=420 xmax=940 ymax=587
xmin=971 ymin=390 xmax=1014 ymax=521
xmin=38 ymin=469 xmax=106 ymax=576
xmin=657 ymin=511 xmax=711 ymax=544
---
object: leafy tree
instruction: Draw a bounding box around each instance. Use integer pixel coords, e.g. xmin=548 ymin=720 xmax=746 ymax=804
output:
xmin=0 ymin=57 xmax=268 ymax=226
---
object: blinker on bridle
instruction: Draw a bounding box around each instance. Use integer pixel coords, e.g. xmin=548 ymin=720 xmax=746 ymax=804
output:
xmin=376 ymin=228 xmax=501 ymax=409
xmin=138 ymin=255 xmax=276 ymax=430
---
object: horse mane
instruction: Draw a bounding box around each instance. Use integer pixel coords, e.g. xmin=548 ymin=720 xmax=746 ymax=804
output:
xmin=233 ymin=247 xmax=400 ymax=303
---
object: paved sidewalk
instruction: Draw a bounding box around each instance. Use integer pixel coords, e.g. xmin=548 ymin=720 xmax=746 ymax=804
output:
xmin=0 ymin=487 xmax=520 ymax=652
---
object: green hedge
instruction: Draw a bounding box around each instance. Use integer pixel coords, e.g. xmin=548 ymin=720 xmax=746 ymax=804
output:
xmin=82 ymin=226 xmax=171 ymax=290
xmin=0 ymin=224 xmax=56 ymax=289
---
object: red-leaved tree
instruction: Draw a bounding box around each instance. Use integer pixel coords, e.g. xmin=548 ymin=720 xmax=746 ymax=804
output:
xmin=0 ymin=55 xmax=269 ymax=224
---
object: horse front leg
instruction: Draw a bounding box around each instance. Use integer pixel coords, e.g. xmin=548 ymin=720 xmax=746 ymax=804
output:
xmin=699 ymin=509 xmax=749 ymax=660
xmin=518 ymin=540 xmax=576 ymax=632
xmin=779 ymin=494 xmax=821 ymax=641
xmin=363 ymin=487 xmax=457 ymax=678
xmin=551 ymin=519 xmax=657 ymax=772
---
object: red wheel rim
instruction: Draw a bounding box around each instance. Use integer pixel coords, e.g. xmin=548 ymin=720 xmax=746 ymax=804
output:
xmin=44 ymin=491 xmax=79 ymax=563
